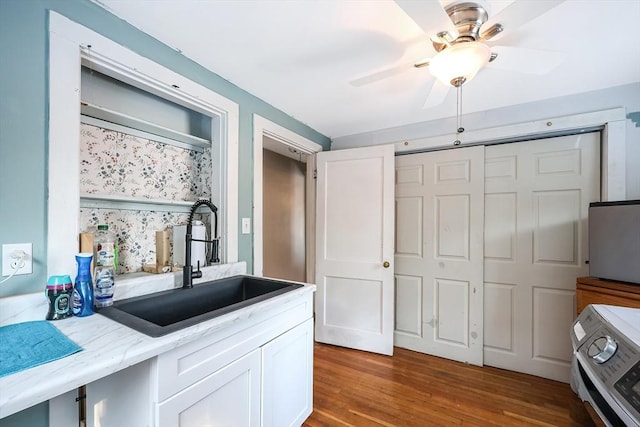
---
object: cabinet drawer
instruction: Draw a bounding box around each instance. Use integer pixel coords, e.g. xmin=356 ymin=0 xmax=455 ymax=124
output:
xmin=154 ymin=293 xmax=312 ymax=401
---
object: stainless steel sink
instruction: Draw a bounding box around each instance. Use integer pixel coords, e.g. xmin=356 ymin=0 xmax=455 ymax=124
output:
xmin=97 ymin=275 xmax=303 ymax=337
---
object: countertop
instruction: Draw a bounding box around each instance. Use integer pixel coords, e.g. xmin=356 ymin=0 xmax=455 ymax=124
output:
xmin=0 ymin=264 xmax=315 ymax=418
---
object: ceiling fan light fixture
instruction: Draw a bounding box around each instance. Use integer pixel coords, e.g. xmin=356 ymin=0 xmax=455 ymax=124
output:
xmin=480 ymin=23 xmax=504 ymax=41
xmin=414 ymin=58 xmax=430 ymax=68
xmin=429 ymin=41 xmax=491 ymax=86
xmin=432 ymin=30 xmax=457 ymax=46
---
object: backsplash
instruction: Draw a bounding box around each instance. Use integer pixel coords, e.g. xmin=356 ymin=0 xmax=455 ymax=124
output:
xmin=79 ymin=208 xmax=210 ymax=274
xmin=79 ymin=123 xmax=212 ymax=273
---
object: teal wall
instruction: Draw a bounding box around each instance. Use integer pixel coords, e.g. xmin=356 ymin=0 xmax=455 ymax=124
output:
xmin=0 ymin=0 xmax=330 ymax=298
xmin=0 ymin=402 xmax=49 ymax=427
xmin=0 ymin=402 xmax=48 ymax=427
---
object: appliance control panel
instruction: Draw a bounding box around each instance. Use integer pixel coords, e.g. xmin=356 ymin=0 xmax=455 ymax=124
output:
xmin=574 ymin=305 xmax=640 ymax=424
xmin=577 ymin=324 xmax=639 ymax=385
xmin=572 ymin=306 xmax=640 ymax=387
xmin=587 ymin=335 xmax=618 ymax=363
xmin=614 ymin=361 xmax=640 ymax=421
xmin=572 ymin=306 xmax=606 ymax=348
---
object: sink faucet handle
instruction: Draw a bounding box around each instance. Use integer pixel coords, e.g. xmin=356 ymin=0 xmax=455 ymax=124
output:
xmin=210 ymin=238 xmax=220 ymax=264
xmin=192 ymin=260 xmax=203 ymax=281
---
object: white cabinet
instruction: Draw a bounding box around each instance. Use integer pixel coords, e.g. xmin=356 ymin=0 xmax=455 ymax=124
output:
xmin=48 ymin=390 xmax=78 ymax=427
xmin=49 ymin=361 xmax=152 ymax=427
xmin=86 ymin=360 xmax=152 ymax=426
xmin=157 ymin=349 xmax=261 ymax=427
xmin=262 ymin=318 xmax=314 ymax=427
xmin=152 ymin=291 xmax=314 ymax=427
xmin=49 ymin=291 xmax=314 ymax=427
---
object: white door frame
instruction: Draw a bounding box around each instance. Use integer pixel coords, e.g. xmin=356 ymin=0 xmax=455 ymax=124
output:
xmin=252 ymin=115 xmax=323 ymax=279
xmin=392 ymin=108 xmax=626 ymax=201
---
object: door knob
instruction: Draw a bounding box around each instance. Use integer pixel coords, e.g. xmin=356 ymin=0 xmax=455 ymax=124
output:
xmin=383 ymin=261 xmax=390 ymax=268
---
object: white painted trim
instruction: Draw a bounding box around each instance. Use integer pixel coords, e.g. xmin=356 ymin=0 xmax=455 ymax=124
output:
xmin=49 ymin=12 xmax=239 ymax=277
xmin=252 ymin=115 xmax=322 ymax=277
xmin=253 ymin=123 xmax=265 ymax=277
xmin=255 ymin=116 xmax=323 ymax=155
xmin=601 ymin=121 xmax=626 ymax=201
xmin=225 ymin=114 xmax=240 ymax=263
xmin=305 ymin=154 xmax=317 ymax=284
xmin=80 ymin=114 xmax=206 ymax=153
xmin=393 ymin=108 xmax=625 ymax=153
xmin=48 ymin=29 xmax=81 ymax=276
xmin=80 ymin=105 xmax=209 ymax=151
xmin=394 ymin=108 xmax=626 ymax=201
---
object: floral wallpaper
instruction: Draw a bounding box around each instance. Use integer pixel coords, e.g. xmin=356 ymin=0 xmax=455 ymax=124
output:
xmin=80 ymin=123 xmax=211 ymax=201
xmin=79 ymin=124 xmax=212 ymax=273
xmin=79 ymin=208 xmax=210 ymax=274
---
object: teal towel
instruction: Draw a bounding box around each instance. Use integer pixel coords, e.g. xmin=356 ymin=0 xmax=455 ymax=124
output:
xmin=0 ymin=321 xmax=82 ymax=378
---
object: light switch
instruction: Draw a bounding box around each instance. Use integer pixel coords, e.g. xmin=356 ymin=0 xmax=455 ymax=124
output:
xmin=242 ymin=218 xmax=251 ymax=234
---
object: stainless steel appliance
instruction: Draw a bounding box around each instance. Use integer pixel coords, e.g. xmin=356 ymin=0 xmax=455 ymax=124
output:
xmin=589 ymin=200 xmax=640 ymax=284
xmin=571 ymin=304 xmax=640 ymax=426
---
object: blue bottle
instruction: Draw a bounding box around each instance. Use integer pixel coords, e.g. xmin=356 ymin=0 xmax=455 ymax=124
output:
xmin=72 ymin=253 xmax=94 ymax=317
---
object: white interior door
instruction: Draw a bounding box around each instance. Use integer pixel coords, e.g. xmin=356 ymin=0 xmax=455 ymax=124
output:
xmin=483 ymin=133 xmax=600 ymax=382
xmin=315 ymin=144 xmax=395 ymax=355
xmin=394 ymin=146 xmax=485 ymax=366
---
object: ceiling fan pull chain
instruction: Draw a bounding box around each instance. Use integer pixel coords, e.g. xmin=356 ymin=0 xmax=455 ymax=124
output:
xmin=454 ymin=84 xmax=463 ymax=146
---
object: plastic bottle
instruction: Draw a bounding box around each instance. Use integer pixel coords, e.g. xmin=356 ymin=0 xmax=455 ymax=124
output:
xmin=46 ymin=275 xmax=74 ymax=320
xmin=94 ymin=225 xmax=117 ymax=308
xmin=94 ymin=225 xmax=118 ymax=271
xmin=72 ymin=253 xmax=94 ymax=317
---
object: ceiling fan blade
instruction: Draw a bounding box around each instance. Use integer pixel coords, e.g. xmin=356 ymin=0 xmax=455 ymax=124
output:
xmin=395 ymin=0 xmax=457 ymax=40
xmin=488 ymin=45 xmax=566 ymax=75
xmin=484 ymin=0 xmax=566 ymax=39
xmin=349 ymin=59 xmax=424 ymax=87
xmin=423 ymin=80 xmax=450 ymax=109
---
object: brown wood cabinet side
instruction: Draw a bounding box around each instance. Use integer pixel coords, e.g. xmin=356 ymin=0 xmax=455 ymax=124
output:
xmin=576 ymin=276 xmax=640 ymax=315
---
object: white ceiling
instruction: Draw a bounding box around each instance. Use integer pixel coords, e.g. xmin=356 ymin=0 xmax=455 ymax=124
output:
xmin=95 ymin=0 xmax=640 ymax=139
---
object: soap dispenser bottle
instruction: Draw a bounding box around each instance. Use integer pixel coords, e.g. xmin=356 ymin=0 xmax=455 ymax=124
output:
xmin=72 ymin=253 xmax=94 ymax=317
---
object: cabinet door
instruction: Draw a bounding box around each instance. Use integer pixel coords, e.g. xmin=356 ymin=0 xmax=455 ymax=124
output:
xmin=49 ymin=389 xmax=78 ymax=427
xmin=262 ymin=318 xmax=314 ymax=427
xmin=50 ymin=361 xmax=152 ymax=427
xmin=86 ymin=361 xmax=152 ymax=427
xmin=157 ymin=349 xmax=261 ymax=427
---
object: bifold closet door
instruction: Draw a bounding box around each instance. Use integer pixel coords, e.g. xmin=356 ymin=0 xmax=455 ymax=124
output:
xmin=394 ymin=146 xmax=485 ymax=366
xmin=483 ymin=133 xmax=600 ymax=382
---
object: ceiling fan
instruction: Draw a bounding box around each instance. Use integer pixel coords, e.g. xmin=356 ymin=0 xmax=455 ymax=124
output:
xmin=351 ymin=0 xmax=566 ymax=109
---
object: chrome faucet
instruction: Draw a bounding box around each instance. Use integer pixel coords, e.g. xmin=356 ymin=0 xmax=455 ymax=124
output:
xmin=183 ymin=199 xmax=220 ymax=289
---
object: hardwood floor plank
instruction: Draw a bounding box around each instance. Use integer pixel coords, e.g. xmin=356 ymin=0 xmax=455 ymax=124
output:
xmin=303 ymin=343 xmax=595 ymax=427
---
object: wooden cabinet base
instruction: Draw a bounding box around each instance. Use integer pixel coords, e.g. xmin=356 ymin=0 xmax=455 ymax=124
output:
xmin=576 ymin=276 xmax=640 ymax=315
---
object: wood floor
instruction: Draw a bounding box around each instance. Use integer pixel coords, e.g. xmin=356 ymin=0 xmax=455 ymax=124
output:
xmin=303 ymin=343 xmax=595 ymax=427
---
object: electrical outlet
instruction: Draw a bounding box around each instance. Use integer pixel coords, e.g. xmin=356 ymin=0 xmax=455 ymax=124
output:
xmin=2 ymin=243 xmax=33 ymax=276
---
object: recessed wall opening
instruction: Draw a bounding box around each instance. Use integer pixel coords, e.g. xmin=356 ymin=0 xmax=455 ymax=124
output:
xmin=78 ymin=67 xmax=216 ymax=274
xmin=49 ymin=12 xmax=239 ymax=279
